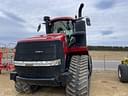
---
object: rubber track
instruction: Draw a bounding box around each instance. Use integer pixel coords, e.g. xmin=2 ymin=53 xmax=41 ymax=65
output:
xmin=15 ymin=81 xmax=32 ymax=94
xmin=66 ymin=55 xmax=89 ymax=96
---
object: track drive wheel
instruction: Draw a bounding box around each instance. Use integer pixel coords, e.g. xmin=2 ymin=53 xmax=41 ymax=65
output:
xmin=15 ymin=80 xmax=38 ymax=93
xmin=66 ymin=55 xmax=89 ymax=96
xmin=118 ymin=64 xmax=128 ymax=82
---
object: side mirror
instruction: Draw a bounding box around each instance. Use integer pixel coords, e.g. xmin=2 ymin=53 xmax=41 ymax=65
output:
xmin=37 ymin=24 xmax=41 ymax=32
xmin=75 ymin=20 xmax=86 ymax=32
xmin=86 ymin=17 xmax=91 ymax=26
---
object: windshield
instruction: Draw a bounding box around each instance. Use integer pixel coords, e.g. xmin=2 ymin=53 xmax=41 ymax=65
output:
xmin=51 ymin=20 xmax=74 ymax=36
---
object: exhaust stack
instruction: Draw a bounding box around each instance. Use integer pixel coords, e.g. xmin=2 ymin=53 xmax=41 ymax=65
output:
xmin=78 ymin=3 xmax=84 ymax=18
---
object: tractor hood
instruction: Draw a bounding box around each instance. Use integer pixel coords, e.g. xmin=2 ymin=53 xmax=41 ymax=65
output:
xmin=18 ymin=33 xmax=66 ymax=43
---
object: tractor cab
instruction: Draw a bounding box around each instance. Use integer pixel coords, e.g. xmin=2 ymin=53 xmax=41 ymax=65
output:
xmin=37 ymin=16 xmax=90 ymax=47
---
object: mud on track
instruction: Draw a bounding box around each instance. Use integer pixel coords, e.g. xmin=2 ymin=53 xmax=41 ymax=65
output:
xmin=0 ymin=71 xmax=128 ymax=96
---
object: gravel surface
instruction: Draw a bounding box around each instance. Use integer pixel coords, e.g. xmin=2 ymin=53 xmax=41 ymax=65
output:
xmin=0 ymin=71 xmax=128 ymax=96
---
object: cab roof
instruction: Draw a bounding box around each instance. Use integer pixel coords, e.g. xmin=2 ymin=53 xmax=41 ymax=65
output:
xmin=50 ymin=16 xmax=74 ymax=22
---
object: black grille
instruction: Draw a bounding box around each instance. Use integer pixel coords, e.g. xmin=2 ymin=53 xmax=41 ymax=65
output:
xmin=16 ymin=66 xmax=61 ymax=78
xmin=15 ymin=40 xmax=63 ymax=61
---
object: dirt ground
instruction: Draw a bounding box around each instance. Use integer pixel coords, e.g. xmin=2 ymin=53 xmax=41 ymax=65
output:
xmin=0 ymin=71 xmax=128 ymax=96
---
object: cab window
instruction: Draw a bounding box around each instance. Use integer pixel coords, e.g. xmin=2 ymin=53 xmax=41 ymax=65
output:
xmin=51 ymin=20 xmax=74 ymax=36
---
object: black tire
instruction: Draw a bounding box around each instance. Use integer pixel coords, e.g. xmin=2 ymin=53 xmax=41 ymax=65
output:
xmin=66 ymin=55 xmax=89 ymax=96
xmin=15 ymin=81 xmax=38 ymax=94
xmin=118 ymin=64 xmax=128 ymax=82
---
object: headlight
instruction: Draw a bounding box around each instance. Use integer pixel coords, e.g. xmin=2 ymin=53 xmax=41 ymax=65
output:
xmin=14 ymin=59 xmax=61 ymax=66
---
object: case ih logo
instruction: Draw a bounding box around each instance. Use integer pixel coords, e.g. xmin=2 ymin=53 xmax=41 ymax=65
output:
xmin=35 ymin=51 xmax=44 ymax=53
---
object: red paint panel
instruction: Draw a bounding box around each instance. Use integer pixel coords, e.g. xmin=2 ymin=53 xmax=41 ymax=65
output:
xmin=18 ymin=33 xmax=66 ymax=43
xmin=51 ymin=17 xmax=74 ymax=22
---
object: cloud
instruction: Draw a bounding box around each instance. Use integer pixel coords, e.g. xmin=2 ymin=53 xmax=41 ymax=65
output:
xmin=0 ymin=10 xmax=40 ymax=43
xmin=86 ymin=0 xmax=128 ymax=46
xmin=95 ymin=0 xmax=115 ymax=10
xmin=101 ymin=30 xmax=113 ymax=35
xmin=2 ymin=10 xmax=26 ymax=23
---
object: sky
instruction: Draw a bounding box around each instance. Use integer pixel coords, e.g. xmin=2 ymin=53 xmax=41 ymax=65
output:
xmin=0 ymin=0 xmax=128 ymax=47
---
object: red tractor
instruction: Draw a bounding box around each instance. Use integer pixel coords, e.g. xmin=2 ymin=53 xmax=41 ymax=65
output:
xmin=10 ymin=3 xmax=92 ymax=96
